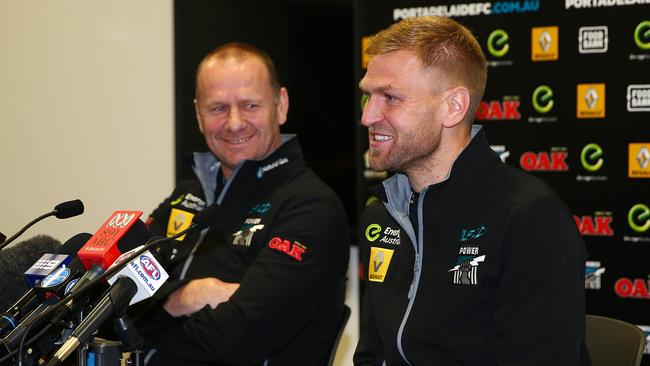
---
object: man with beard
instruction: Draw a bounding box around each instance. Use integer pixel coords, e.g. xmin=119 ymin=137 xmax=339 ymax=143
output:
xmin=354 ymin=16 xmax=590 ymax=365
xmin=137 ymin=43 xmax=349 ymax=365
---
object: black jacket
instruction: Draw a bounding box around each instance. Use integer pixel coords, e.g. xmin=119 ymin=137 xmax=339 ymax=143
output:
xmin=139 ymin=135 xmax=349 ymax=366
xmin=354 ymin=126 xmax=590 ymax=366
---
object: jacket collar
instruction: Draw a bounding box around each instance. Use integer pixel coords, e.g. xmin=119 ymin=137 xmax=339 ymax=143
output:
xmin=374 ymin=125 xmax=499 ymax=213
xmin=191 ymin=134 xmax=305 ymax=205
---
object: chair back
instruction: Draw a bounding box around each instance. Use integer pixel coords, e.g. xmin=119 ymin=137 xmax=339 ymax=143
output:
xmin=326 ymin=304 xmax=351 ymax=366
xmin=586 ymin=314 xmax=646 ymax=366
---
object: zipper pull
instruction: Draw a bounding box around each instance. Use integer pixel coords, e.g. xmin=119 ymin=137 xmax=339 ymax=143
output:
xmin=413 ymin=253 xmax=422 ymax=273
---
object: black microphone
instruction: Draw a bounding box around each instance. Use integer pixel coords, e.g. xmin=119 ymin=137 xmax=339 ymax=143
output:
xmin=0 ymin=204 xmax=221 ymax=362
xmin=0 ymin=200 xmax=84 ymax=250
xmin=47 ymin=276 xmax=138 ymax=366
xmin=0 ymin=234 xmax=86 ymax=337
xmin=0 ymin=259 xmax=90 ymax=353
xmin=0 ymin=235 xmax=62 ymax=310
xmin=53 ymin=200 xmax=84 ymax=219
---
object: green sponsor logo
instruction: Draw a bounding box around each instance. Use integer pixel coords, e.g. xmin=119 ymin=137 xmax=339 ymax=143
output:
xmin=634 ymin=20 xmax=650 ymax=50
xmin=365 ymin=224 xmax=382 ymax=242
xmin=580 ymin=143 xmax=603 ymax=172
xmin=487 ymin=29 xmax=510 ymax=58
xmin=628 ymin=204 xmax=650 ymax=233
xmin=532 ymin=85 xmax=554 ymax=114
xmin=170 ymin=194 xmax=185 ymax=206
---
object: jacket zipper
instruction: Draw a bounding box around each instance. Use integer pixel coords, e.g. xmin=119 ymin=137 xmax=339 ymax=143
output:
xmin=390 ymin=189 xmax=426 ymax=365
xmin=179 ymin=162 xmax=243 ymax=280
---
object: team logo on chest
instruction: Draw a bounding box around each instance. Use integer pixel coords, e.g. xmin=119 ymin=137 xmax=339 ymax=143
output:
xmin=449 ymin=225 xmax=487 ymax=285
xmin=232 ymin=217 xmax=265 ymax=247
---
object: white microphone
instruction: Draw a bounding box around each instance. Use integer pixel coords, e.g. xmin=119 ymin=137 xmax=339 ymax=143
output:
xmin=47 ymin=247 xmax=168 ymax=365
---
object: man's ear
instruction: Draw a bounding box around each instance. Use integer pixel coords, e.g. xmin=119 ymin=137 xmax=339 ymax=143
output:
xmin=194 ymin=98 xmax=204 ymax=134
xmin=442 ymin=86 xmax=471 ymax=128
xmin=277 ymin=87 xmax=289 ymax=126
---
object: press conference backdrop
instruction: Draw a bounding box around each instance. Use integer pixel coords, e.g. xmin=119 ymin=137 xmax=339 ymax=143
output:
xmin=0 ymin=1 xmax=175 ymax=242
xmin=354 ymin=0 xmax=650 ymax=362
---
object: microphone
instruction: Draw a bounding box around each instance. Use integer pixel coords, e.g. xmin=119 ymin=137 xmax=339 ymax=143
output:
xmin=0 ymin=235 xmax=62 ymax=309
xmin=76 ymin=211 xmax=147 ymax=271
xmin=0 ymin=204 xmax=220 ymax=362
xmin=0 ymin=199 xmax=84 ymax=250
xmin=0 ymin=234 xmax=87 ymax=337
xmin=0 ymin=259 xmax=89 ymax=356
xmin=0 ymin=233 xmax=5 ymax=245
xmin=106 ymin=246 xmax=169 ymax=305
xmin=47 ymin=276 xmax=138 ymax=366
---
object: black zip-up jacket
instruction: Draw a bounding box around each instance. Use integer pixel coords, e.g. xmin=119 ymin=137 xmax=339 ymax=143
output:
xmin=137 ymin=135 xmax=349 ymax=366
xmin=354 ymin=126 xmax=590 ymax=366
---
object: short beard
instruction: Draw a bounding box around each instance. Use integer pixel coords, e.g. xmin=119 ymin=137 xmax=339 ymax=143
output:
xmin=369 ymin=111 xmax=440 ymax=173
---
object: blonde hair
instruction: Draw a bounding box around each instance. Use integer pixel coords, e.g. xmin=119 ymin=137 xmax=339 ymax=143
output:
xmin=366 ymin=16 xmax=487 ymax=120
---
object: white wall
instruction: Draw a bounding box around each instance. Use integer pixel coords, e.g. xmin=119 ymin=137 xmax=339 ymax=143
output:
xmin=0 ymin=3 xmax=360 ymax=364
xmin=0 ymin=1 xmax=174 ymax=242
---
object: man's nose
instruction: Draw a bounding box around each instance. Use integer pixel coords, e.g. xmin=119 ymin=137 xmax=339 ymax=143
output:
xmin=360 ymin=95 xmax=383 ymax=127
xmin=226 ymin=107 xmax=245 ymax=132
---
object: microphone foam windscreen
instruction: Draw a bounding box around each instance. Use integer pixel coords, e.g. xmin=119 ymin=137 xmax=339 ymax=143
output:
xmin=118 ymin=219 xmax=153 ymax=253
xmin=0 ymin=235 xmax=61 ymax=310
xmin=193 ymin=204 xmax=223 ymax=231
xmin=54 ymin=199 xmax=84 ymax=219
xmin=60 ymin=233 xmax=93 ymax=256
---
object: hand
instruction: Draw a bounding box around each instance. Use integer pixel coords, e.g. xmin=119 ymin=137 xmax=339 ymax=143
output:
xmin=163 ymin=277 xmax=240 ymax=317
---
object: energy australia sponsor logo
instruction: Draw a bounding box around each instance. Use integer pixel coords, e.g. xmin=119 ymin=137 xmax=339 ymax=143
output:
xmin=257 ymin=158 xmax=289 ymax=178
xmin=393 ymin=1 xmax=539 ymax=20
xmin=379 ymin=227 xmax=400 ymax=245
xmin=179 ymin=193 xmax=206 ymax=211
xmin=627 ymin=85 xmax=650 ymax=112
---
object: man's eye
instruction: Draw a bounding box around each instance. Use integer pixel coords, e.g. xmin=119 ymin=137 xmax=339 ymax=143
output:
xmin=209 ymin=105 xmax=226 ymax=113
xmin=385 ymin=94 xmax=398 ymax=103
xmin=244 ymin=103 xmax=259 ymax=109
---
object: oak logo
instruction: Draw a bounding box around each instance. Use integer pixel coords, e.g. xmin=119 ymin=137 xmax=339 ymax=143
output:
xmin=475 ymin=97 xmax=521 ymax=120
xmin=574 ymin=213 xmax=613 ymax=236
xmin=577 ymin=83 xmax=605 ymax=118
xmin=369 ymin=247 xmax=394 ymax=283
xmin=268 ymin=237 xmax=308 ymax=262
xmin=519 ymin=149 xmax=569 ymax=172
xmin=532 ymin=26 xmax=559 ymax=61
xmin=615 ymin=278 xmax=650 ymax=299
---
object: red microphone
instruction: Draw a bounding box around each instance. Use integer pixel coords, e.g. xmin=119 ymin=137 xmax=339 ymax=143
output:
xmin=76 ymin=211 xmax=145 ymax=270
